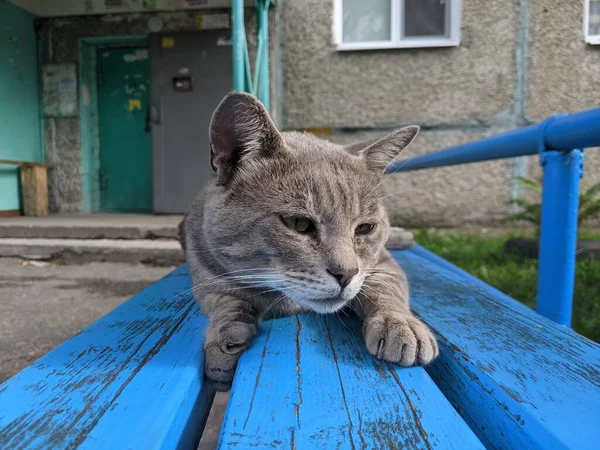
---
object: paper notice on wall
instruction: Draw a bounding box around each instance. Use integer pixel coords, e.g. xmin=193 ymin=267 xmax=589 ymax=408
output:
xmin=185 ymin=0 xmax=209 ymax=7
xmin=128 ymin=99 xmax=142 ymax=111
xmin=42 ymin=64 xmax=78 ymax=118
xmin=196 ymin=13 xmax=230 ymax=30
xmin=123 ymin=49 xmax=149 ymax=62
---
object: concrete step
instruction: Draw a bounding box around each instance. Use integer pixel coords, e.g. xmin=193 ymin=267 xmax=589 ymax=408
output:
xmin=0 ymin=214 xmax=182 ymax=240
xmin=0 ymin=238 xmax=184 ymax=266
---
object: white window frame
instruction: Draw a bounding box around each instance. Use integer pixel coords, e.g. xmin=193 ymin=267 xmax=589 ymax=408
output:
xmin=584 ymin=0 xmax=600 ymax=45
xmin=333 ymin=0 xmax=461 ymax=51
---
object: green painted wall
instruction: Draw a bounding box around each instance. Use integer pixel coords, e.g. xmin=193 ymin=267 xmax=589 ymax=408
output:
xmin=0 ymin=0 xmax=41 ymax=211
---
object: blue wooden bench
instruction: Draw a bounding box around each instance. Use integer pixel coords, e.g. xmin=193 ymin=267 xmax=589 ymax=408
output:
xmin=1 ymin=246 xmax=599 ymax=449
xmin=2 ymin=107 xmax=600 ymax=448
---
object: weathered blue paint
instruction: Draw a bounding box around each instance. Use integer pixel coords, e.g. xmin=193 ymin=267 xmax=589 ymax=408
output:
xmin=537 ymin=149 xmax=583 ymax=326
xmin=0 ymin=266 xmax=213 ymax=449
xmin=220 ymin=314 xmax=484 ymax=449
xmin=388 ymin=107 xmax=600 ymax=173
xmin=411 ymin=244 xmax=542 ymax=318
xmin=393 ymin=249 xmax=600 ymax=450
xmin=3 ymin=247 xmax=600 ymax=447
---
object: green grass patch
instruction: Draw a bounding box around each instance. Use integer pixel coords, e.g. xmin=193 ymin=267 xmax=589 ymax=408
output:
xmin=415 ymin=230 xmax=600 ymax=343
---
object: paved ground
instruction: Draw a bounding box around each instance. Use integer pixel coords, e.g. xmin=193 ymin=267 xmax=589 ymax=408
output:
xmin=0 ymin=257 xmax=173 ymax=382
xmin=0 ymin=257 xmax=226 ymax=449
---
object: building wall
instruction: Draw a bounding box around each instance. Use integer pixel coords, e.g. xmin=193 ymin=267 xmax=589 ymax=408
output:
xmin=0 ymin=0 xmax=41 ymax=212
xmin=527 ymin=0 xmax=600 ymax=215
xmin=283 ymin=0 xmax=517 ymax=129
xmin=37 ymin=9 xmax=271 ymax=213
xmin=279 ymin=0 xmax=600 ymax=227
xmin=39 ymin=12 xmax=206 ymax=212
xmin=37 ymin=1 xmax=600 ymax=224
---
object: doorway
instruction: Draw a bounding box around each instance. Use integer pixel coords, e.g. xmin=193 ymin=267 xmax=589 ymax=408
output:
xmin=79 ymin=36 xmax=150 ymax=213
xmin=97 ymin=47 xmax=152 ymax=212
xmin=150 ymin=31 xmax=232 ymax=213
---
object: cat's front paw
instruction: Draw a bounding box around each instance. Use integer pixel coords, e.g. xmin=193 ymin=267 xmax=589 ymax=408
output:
xmin=204 ymin=320 xmax=257 ymax=391
xmin=363 ymin=312 xmax=438 ymax=366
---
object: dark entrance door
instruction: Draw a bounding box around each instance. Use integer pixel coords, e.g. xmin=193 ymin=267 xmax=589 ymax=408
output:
xmin=97 ymin=47 xmax=152 ymax=212
xmin=150 ymin=31 xmax=232 ymax=213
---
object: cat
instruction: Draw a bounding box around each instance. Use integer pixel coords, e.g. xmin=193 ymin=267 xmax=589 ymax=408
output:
xmin=179 ymin=92 xmax=438 ymax=391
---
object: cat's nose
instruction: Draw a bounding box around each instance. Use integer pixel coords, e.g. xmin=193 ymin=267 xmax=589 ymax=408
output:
xmin=327 ymin=268 xmax=359 ymax=289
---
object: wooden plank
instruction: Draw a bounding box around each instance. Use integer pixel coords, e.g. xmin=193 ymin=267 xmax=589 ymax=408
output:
xmin=20 ymin=165 xmax=49 ymax=216
xmin=220 ymin=314 xmax=484 ymax=449
xmin=393 ymin=249 xmax=600 ymax=450
xmin=0 ymin=210 xmax=20 ymax=217
xmin=0 ymin=160 xmax=55 ymax=168
xmin=0 ymin=266 xmax=213 ymax=449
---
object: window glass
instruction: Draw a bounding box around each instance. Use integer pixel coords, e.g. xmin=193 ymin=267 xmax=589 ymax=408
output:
xmin=590 ymin=0 xmax=600 ymax=36
xmin=404 ymin=0 xmax=448 ymax=38
xmin=343 ymin=0 xmax=392 ymax=43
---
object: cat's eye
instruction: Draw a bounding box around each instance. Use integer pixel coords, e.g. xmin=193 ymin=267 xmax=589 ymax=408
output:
xmin=355 ymin=223 xmax=375 ymax=235
xmin=282 ymin=216 xmax=315 ymax=233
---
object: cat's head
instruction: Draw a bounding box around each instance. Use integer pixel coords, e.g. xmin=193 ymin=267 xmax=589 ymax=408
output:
xmin=204 ymin=92 xmax=418 ymax=313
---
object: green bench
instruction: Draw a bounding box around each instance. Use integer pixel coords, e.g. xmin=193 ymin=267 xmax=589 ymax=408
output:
xmin=1 ymin=246 xmax=598 ymax=449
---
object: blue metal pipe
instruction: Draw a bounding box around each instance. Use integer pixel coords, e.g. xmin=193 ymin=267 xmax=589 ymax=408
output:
xmin=536 ymin=150 xmax=583 ymax=326
xmin=388 ymin=124 xmax=542 ymax=172
xmin=388 ymin=107 xmax=600 ymax=173
xmin=232 ymin=0 xmax=245 ymax=91
xmin=256 ymin=0 xmax=270 ymax=111
xmin=545 ymin=108 xmax=600 ymax=151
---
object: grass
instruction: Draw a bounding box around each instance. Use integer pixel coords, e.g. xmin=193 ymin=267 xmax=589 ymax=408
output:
xmin=415 ymin=230 xmax=600 ymax=343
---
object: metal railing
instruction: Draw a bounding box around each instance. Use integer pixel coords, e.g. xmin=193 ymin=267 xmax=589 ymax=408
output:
xmin=388 ymin=107 xmax=600 ymax=327
xmin=232 ymin=0 xmax=274 ymax=111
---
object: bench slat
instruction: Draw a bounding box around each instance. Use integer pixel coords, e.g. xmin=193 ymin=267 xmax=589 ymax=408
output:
xmin=394 ymin=248 xmax=600 ymax=450
xmin=220 ymin=314 xmax=484 ymax=449
xmin=0 ymin=266 xmax=212 ymax=450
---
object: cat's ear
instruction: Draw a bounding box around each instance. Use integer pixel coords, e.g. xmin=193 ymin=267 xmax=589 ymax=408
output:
xmin=209 ymin=91 xmax=283 ymax=185
xmin=347 ymin=126 xmax=420 ymax=174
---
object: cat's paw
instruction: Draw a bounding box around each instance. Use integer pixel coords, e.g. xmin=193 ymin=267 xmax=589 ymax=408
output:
xmin=385 ymin=227 xmax=415 ymax=250
xmin=363 ymin=312 xmax=438 ymax=366
xmin=204 ymin=320 xmax=257 ymax=391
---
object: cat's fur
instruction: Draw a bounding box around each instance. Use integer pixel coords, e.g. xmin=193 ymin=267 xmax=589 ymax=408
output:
xmin=180 ymin=92 xmax=438 ymax=391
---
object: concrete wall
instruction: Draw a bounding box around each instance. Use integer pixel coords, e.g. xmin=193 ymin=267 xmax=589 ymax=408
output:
xmin=37 ymin=1 xmax=600 ymax=225
xmin=277 ymin=0 xmax=600 ymax=227
xmin=283 ymin=0 xmax=517 ymax=129
xmin=37 ymin=10 xmax=236 ymax=212
xmin=0 ymin=0 xmax=41 ymax=212
xmin=527 ymin=0 xmax=600 ymax=219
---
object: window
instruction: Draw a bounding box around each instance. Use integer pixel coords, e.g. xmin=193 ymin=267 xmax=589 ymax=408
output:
xmin=585 ymin=0 xmax=600 ymax=44
xmin=334 ymin=0 xmax=461 ymax=50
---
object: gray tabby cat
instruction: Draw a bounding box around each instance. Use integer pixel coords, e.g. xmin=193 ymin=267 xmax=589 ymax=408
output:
xmin=180 ymin=92 xmax=438 ymax=391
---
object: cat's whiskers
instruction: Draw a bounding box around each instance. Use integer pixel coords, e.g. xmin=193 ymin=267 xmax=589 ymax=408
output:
xmin=186 ymin=246 xmax=236 ymax=256
xmin=358 ymin=285 xmax=385 ymax=305
xmin=262 ymin=294 xmax=288 ymax=317
xmin=335 ymin=310 xmax=349 ymax=328
xmin=187 ymin=267 xmax=281 ymax=289
xmin=364 ymin=274 xmax=404 ymax=293
xmin=363 ymin=153 xmax=419 ymax=200
xmin=378 ymin=186 xmax=423 ymax=201
xmin=300 ymin=309 xmax=315 ymax=328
